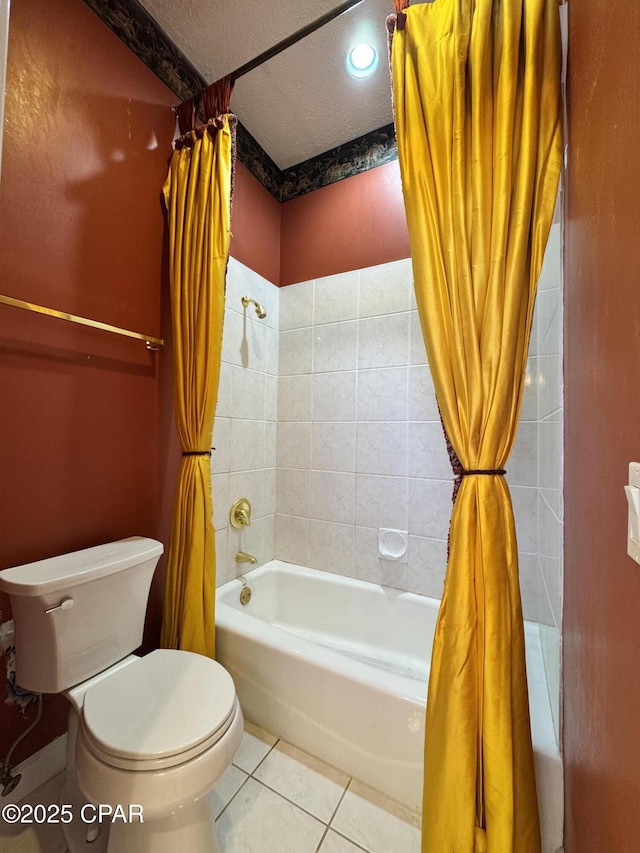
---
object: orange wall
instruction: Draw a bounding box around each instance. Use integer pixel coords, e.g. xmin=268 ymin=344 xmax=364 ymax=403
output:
xmin=0 ymin=0 xmax=281 ymax=768
xmin=563 ymin=1 xmax=640 ymax=849
xmin=0 ymin=0 xmax=177 ymax=764
xmin=0 ymin=0 xmax=401 ymax=770
xmin=230 ymin=162 xmax=281 ymax=284
xmin=280 ymin=160 xmax=410 ymax=285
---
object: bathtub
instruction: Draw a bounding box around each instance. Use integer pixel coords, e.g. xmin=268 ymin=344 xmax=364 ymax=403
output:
xmin=215 ymin=560 xmax=563 ymax=852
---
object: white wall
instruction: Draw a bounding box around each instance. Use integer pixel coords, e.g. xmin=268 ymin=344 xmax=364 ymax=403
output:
xmin=275 ymin=259 xmax=451 ymax=593
xmin=213 ymin=241 xmax=563 ymax=737
xmin=212 ymin=258 xmax=280 ymax=584
xmin=273 ymin=245 xmax=562 ymax=624
xmin=533 ymin=222 xmax=564 ymax=740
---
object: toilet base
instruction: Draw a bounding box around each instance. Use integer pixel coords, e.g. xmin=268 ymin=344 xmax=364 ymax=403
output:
xmin=61 ymin=775 xmax=109 ymax=853
xmin=62 ymin=715 xmax=108 ymax=853
xmin=106 ymin=794 xmax=219 ymax=853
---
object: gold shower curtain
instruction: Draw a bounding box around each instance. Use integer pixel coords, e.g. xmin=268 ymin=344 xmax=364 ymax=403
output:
xmin=160 ymin=88 xmax=234 ymax=659
xmin=390 ymin=1 xmax=562 ymax=850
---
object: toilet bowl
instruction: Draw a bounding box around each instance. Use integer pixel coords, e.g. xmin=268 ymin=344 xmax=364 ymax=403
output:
xmin=0 ymin=537 xmax=242 ymax=853
xmin=70 ymin=651 xmax=243 ymax=852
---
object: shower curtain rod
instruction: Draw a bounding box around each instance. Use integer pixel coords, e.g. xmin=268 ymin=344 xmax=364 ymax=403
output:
xmin=229 ymin=0 xmax=365 ymax=83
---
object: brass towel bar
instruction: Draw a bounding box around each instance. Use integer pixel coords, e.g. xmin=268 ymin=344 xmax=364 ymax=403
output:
xmin=0 ymin=293 xmax=164 ymax=350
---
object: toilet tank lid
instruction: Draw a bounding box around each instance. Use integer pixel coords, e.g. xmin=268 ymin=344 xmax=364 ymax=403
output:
xmin=0 ymin=537 xmax=163 ymax=597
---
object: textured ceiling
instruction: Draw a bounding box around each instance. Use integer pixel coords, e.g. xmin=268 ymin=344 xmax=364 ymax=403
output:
xmin=137 ymin=0 xmax=396 ymax=169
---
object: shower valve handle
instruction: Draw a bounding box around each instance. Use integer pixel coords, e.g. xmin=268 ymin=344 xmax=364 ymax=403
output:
xmin=230 ymin=497 xmax=252 ymax=528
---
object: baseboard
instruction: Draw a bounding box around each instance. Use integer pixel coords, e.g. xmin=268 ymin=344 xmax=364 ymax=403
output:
xmin=2 ymin=733 xmax=67 ymax=805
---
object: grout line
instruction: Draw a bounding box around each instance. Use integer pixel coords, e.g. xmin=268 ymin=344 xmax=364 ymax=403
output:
xmin=219 ymin=733 xmax=281 ymax=820
xmin=353 ymin=274 xmax=361 ymax=551
xmin=326 ymin=829 xmax=372 ymax=853
xmin=214 ymin=769 xmax=251 ymax=821
xmin=314 ymin=825 xmax=331 ymax=851
xmin=247 ymin=736 xmax=281 ymax=777
xmin=327 ymin=776 xmax=351 ymax=830
xmin=538 ymin=562 xmax=560 ymax=632
xmin=248 ymin=776 xmax=334 ymax=828
xmin=540 ymin=406 xmax=563 ymax=420
xmin=230 ymin=732 xmax=280 ymax=776
xmin=538 ymin=487 xmax=563 ymax=524
xmin=232 ymin=735 xmax=362 ymax=843
xmin=321 ymin=779 xmax=374 ymax=852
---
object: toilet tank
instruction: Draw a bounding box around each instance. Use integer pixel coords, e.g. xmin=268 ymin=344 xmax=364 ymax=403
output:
xmin=0 ymin=537 xmax=164 ymax=693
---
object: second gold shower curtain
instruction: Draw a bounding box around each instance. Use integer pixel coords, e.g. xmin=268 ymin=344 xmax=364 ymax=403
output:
xmin=391 ymin=0 xmax=562 ymax=850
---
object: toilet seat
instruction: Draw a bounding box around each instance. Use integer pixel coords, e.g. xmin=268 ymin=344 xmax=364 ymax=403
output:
xmin=80 ymin=648 xmax=238 ymax=771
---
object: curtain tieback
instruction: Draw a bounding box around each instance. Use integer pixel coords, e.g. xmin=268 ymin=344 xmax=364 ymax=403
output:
xmin=182 ymin=449 xmax=214 ymax=457
xmin=460 ymin=468 xmax=506 ymax=477
xmin=393 ymin=0 xmax=408 ymax=29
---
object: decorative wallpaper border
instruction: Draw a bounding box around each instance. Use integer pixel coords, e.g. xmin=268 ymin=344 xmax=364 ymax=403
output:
xmin=278 ymin=124 xmax=398 ymax=202
xmin=82 ymin=0 xmax=207 ymax=103
xmin=82 ymin=0 xmax=398 ymax=201
xmin=235 ymin=124 xmax=284 ymax=201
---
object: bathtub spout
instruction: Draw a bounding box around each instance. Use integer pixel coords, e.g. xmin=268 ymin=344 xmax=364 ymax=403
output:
xmin=235 ymin=551 xmax=257 ymax=565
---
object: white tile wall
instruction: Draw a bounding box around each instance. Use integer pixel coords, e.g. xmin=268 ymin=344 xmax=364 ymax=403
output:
xmin=219 ymin=240 xmax=563 ymax=740
xmin=275 ymin=258 xmax=451 ymax=597
xmin=273 ymin=242 xmax=563 ymax=662
xmin=533 ymin=221 xmax=563 ymax=743
xmin=212 ymin=257 xmax=280 ymax=585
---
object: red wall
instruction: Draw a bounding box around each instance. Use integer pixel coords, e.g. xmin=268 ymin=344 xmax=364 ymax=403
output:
xmin=0 ymin=0 xmax=177 ymax=764
xmin=563 ymin=0 xmax=640 ymax=849
xmin=0 ymin=0 xmax=404 ymax=770
xmin=231 ymin=158 xmax=409 ymax=289
xmin=231 ymin=163 xmax=281 ymax=285
xmin=280 ymin=160 xmax=410 ymax=285
xmin=10 ymin=0 xmax=640 ymax=842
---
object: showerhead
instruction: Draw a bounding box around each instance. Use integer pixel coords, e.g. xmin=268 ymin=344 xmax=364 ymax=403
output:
xmin=241 ymin=295 xmax=267 ymax=320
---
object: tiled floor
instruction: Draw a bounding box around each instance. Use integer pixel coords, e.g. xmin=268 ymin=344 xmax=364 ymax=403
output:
xmin=0 ymin=720 xmax=421 ymax=853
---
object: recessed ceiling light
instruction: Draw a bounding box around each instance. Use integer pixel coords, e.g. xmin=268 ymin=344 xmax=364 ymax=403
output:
xmin=346 ymin=43 xmax=379 ymax=79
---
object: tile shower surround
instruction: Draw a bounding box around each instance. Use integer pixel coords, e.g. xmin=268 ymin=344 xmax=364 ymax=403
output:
xmin=212 ymin=258 xmax=279 ymax=582
xmin=214 ymin=239 xmax=562 ymax=732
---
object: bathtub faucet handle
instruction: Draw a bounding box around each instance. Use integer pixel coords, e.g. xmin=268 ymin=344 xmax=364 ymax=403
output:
xmin=230 ymin=497 xmax=252 ymax=528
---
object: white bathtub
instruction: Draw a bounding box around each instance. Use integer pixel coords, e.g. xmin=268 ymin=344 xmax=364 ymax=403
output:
xmin=215 ymin=560 xmax=563 ymax=852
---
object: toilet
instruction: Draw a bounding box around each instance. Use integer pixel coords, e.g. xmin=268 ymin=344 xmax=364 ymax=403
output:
xmin=0 ymin=537 xmax=243 ymax=853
